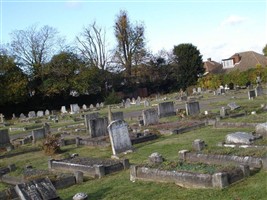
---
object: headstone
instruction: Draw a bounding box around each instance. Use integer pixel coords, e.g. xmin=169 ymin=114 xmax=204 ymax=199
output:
xmin=255 ymin=85 xmax=263 ymax=96
xmin=12 ymin=113 xmax=16 ymax=119
xmin=107 ymin=120 xmax=132 ymax=155
xmin=192 ymin=88 xmax=197 ymax=94
xmin=136 ymin=97 xmax=141 ymax=106
xmin=220 ymin=88 xmax=225 ymax=95
xmin=142 ymin=108 xmax=159 ymax=126
xmin=220 ymin=107 xmax=228 ymax=118
xmin=158 ymin=101 xmax=175 ymax=118
xmin=74 ymin=171 xmax=84 ymax=184
xmin=149 ymin=152 xmax=163 ymax=164
xmin=61 ymin=106 xmax=67 ymax=114
xmin=88 ymin=117 xmax=108 ymax=138
xmin=19 ymin=113 xmax=26 ymax=119
xmin=248 ymin=90 xmax=256 ymax=100
xmin=227 ymin=102 xmax=240 ymax=110
xmin=15 ymin=177 xmax=58 ymax=200
xmin=100 ymin=102 xmax=104 ymax=108
xmin=197 ymin=87 xmax=202 ymax=93
xmin=73 ymin=192 xmax=88 ymax=200
xmin=96 ymin=103 xmax=100 ymax=108
xmin=70 ymin=104 xmax=80 ymax=114
xmin=84 ymin=112 xmax=99 ymax=129
xmin=32 ymin=128 xmax=46 ymax=143
xmin=225 ymin=132 xmax=258 ymax=144
xmin=185 ymin=101 xmax=200 ymax=116
xmin=0 ymin=129 xmax=11 ymax=147
xmin=45 ymin=110 xmax=50 ymax=116
xmin=89 ymin=104 xmax=94 ymax=109
xmin=255 ymin=122 xmax=267 ymax=137
xmin=144 ymin=99 xmax=150 ymax=107
xmin=0 ymin=113 xmax=4 ymax=123
xmin=36 ymin=110 xmax=44 ymax=117
xmin=28 ymin=111 xmax=36 ymax=118
xmin=112 ymin=112 xmax=124 ymax=121
xmin=192 ymin=139 xmax=205 ymax=151
xmin=125 ymin=98 xmax=131 ymax=108
xmin=82 ymin=104 xmax=87 ymax=110
xmin=43 ymin=123 xmax=50 ymax=135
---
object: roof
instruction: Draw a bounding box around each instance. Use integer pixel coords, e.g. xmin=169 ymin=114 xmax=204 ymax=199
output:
xmin=224 ymin=51 xmax=267 ymax=72
xmin=203 ymin=59 xmax=223 ymax=74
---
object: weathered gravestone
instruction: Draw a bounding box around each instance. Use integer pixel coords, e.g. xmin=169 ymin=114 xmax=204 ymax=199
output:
xmin=19 ymin=113 xmax=26 ymax=119
xmin=158 ymin=101 xmax=175 ymax=118
xmin=149 ymin=152 xmax=163 ymax=164
xmin=248 ymin=90 xmax=256 ymax=100
xmin=84 ymin=112 xmax=99 ymax=129
xmin=108 ymin=120 xmax=132 ymax=156
xmin=144 ymin=99 xmax=150 ymax=107
xmin=82 ymin=104 xmax=87 ymax=110
xmin=142 ymin=108 xmax=159 ymax=126
xmin=88 ymin=117 xmax=108 ymax=138
xmin=255 ymin=85 xmax=263 ymax=96
xmin=15 ymin=177 xmax=59 ymax=200
xmin=32 ymin=128 xmax=46 ymax=143
xmin=132 ymin=98 xmax=136 ymax=104
xmin=61 ymin=106 xmax=67 ymax=114
xmin=73 ymin=192 xmax=88 ymax=200
xmin=125 ymin=98 xmax=131 ymax=108
xmin=96 ymin=103 xmax=100 ymax=108
xmin=197 ymin=87 xmax=202 ymax=93
xmin=0 ymin=129 xmax=11 ymax=147
xmin=192 ymin=139 xmax=205 ymax=151
xmin=225 ymin=132 xmax=259 ymax=144
xmin=43 ymin=123 xmax=51 ymax=135
xmin=45 ymin=110 xmax=50 ymax=116
xmin=37 ymin=110 xmax=44 ymax=117
xmin=70 ymin=104 xmax=80 ymax=114
xmin=185 ymin=101 xmax=200 ymax=116
xmin=255 ymin=122 xmax=267 ymax=137
xmin=28 ymin=111 xmax=36 ymax=118
xmin=227 ymin=102 xmax=240 ymax=110
xmin=89 ymin=104 xmax=94 ymax=109
xmin=136 ymin=97 xmax=141 ymax=106
xmin=100 ymin=102 xmax=104 ymax=108
xmin=220 ymin=107 xmax=228 ymax=118
xmin=0 ymin=113 xmax=4 ymax=123
xmin=111 ymin=112 xmax=124 ymax=121
xmin=192 ymin=88 xmax=197 ymax=94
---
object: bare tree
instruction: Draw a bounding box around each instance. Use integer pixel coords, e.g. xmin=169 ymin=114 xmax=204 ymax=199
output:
xmin=77 ymin=22 xmax=110 ymax=70
xmin=114 ymin=10 xmax=146 ymax=77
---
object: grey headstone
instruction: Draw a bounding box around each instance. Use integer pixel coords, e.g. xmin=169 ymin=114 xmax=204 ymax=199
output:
xmin=89 ymin=104 xmax=94 ymax=109
xmin=125 ymin=98 xmax=131 ymax=108
xmin=70 ymin=104 xmax=80 ymax=114
xmin=73 ymin=192 xmax=88 ymax=200
xmin=20 ymin=113 xmax=26 ymax=119
xmin=225 ymin=132 xmax=258 ymax=144
xmin=255 ymin=122 xmax=267 ymax=137
xmin=108 ymin=120 xmax=132 ymax=155
xmin=144 ymin=99 xmax=150 ymax=107
xmin=36 ymin=110 xmax=44 ymax=117
xmin=227 ymin=102 xmax=240 ymax=110
xmin=45 ymin=110 xmax=50 ymax=116
xmin=28 ymin=111 xmax=36 ymax=118
xmin=88 ymin=117 xmax=108 ymax=138
xmin=142 ymin=108 xmax=159 ymax=126
xmin=185 ymin=101 xmax=200 ymax=116
xmin=0 ymin=129 xmax=11 ymax=147
xmin=255 ymin=85 xmax=263 ymax=96
xmin=82 ymin=104 xmax=87 ymax=110
xmin=61 ymin=106 xmax=67 ymax=114
xmin=149 ymin=152 xmax=163 ymax=164
xmin=192 ymin=139 xmax=205 ymax=151
xmin=32 ymin=128 xmax=46 ymax=143
xmin=96 ymin=103 xmax=100 ymax=108
xmin=100 ymin=102 xmax=104 ymax=107
xmin=158 ymin=101 xmax=175 ymax=118
xmin=84 ymin=112 xmax=99 ymax=129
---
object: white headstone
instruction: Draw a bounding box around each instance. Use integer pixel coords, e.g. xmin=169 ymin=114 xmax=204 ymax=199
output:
xmin=36 ymin=111 xmax=44 ymax=117
xmin=28 ymin=111 xmax=36 ymax=118
xmin=61 ymin=106 xmax=67 ymax=114
xmin=90 ymin=104 xmax=94 ymax=109
xmin=125 ymin=99 xmax=131 ymax=108
xmin=70 ymin=104 xmax=80 ymax=114
xmin=45 ymin=110 xmax=50 ymax=116
xmin=107 ymin=120 xmax=132 ymax=155
xmin=82 ymin=104 xmax=87 ymax=110
xmin=225 ymin=132 xmax=257 ymax=144
xmin=100 ymin=102 xmax=104 ymax=107
xmin=96 ymin=103 xmax=100 ymax=108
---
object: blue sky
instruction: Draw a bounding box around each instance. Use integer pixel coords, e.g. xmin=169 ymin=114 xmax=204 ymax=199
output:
xmin=1 ymin=0 xmax=266 ymax=61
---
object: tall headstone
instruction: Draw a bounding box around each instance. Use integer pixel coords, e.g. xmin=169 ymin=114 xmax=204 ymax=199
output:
xmin=197 ymin=87 xmax=202 ymax=93
xmin=84 ymin=112 xmax=99 ymax=129
xmin=19 ymin=113 xmax=26 ymax=119
xmin=107 ymin=120 xmax=132 ymax=155
xmin=88 ymin=117 xmax=108 ymax=138
xmin=185 ymin=101 xmax=200 ymax=116
xmin=192 ymin=88 xmax=197 ymax=94
xmin=0 ymin=129 xmax=11 ymax=147
xmin=136 ymin=97 xmax=141 ymax=106
xmin=61 ymin=106 xmax=67 ymax=114
xmin=70 ymin=104 xmax=80 ymax=114
xmin=158 ymin=101 xmax=175 ymax=118
xmin=255 ymin=85 xmax=263 ymax=97
xmin=96 ymin=103 xmax=100 ymax=108
xmin=142 ymin=108 xmax=159 ymax=126
xmin=100 ymin=102 xmax=104 ymax=108
xmin=220 ymin=107 xmax=228 ymax=118
xmin=0 ymin=113 xmax=4 ymax=123
xmin=125 ymin=98 xmax=131 ymax=108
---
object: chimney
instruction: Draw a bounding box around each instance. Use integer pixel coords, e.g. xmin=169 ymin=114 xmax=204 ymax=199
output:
xmin=207 ymin=58 xmax=211 ymax=62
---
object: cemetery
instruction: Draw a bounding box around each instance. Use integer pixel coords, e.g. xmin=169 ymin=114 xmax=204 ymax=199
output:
xmin=0 ymin=87 xmax=266 ymax=199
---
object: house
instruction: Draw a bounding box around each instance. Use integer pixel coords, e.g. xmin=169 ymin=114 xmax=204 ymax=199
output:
xmin=203 ymin=58 xmax=223 ymax=75
xmin=222 ymin=51 xmax=267 ymax=72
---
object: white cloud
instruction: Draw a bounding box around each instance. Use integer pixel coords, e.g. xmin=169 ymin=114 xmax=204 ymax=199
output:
xmin=221 ymin=15 xmax=247 ymax=26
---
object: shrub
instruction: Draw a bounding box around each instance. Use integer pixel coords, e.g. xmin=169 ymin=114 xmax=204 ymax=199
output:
xmin=42 ymin=134 xmax=61 ymax=155
xmin=104 ymin=90 xmax=121 ymax=105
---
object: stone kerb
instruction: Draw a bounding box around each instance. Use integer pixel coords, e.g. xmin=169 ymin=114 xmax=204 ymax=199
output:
xmin=0 ymin=129 xmax=11 ymax=147
xmin=108 ymin=120 xmax=132 ymax=156
xmin=158 ymin=101 xmax=175 ymax=118
xmin=142 ymin=108 xmax=159 ymax=126
xmin=185 ymin=101 xmax=200 ymax=116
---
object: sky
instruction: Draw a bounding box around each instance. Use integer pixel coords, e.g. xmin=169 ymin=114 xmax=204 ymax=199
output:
xmin=1 ymin=0 xmax=266 ymax=61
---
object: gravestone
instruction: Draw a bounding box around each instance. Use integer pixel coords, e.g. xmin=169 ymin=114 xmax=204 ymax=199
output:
xmin=32 ymin=128 xmax=46 ymax=143
xmin=185 ymin=101 xmax=200 ymax=116
xmin=70 ymin=104 xmax=80 ymax=114
xmin=197 ymin=87 xmax=202 ymax=93
xmin=248 ymin=90 xmax=256 ymax=100
xmin=82 ymin=104 xmax=87 ymax=110
xmin=28 ymin=111 xmax=36 ymax=118
xmin=37 ymin=110 xmax=44 ymax=117
xmin=15 ymin=177 xmax=58 ymax=200
xmin=84 ymin=112 xmax=99 ymax=129
xmin=88 ymin=117 xmax=108 ymax=138
xmin=227 ymin=102 xmax=240 ymax=110
xmin=144 ymin=99 xmax=150 ymax=107
xmin=107 ymin=120 xmax=132 ymax=155
xmin=225 ymin=132 xmax=258 ymax=144
xmin=132 ymin=98 xmax=136 ymax=104
xmin=0 ymin=129 xmax=11 ymax=147
xmin=255 ymin=85 xmax=263 ymax=96
xmin=158 ymin=101 xmax=175 ymax=118
xmin=96 ymin=103 xmax=100 ymax=108
xmin=125 ymin=98 xmax=131 ymax=108
xmin=100 ymin=102 xmax=104 ymax=108
xmin=112 ymin=112 xmax=124 ymax=121
xmin=19 ymin=113 xmax=26 ymax=119
xmin=255 ymin=122 xmax=267 ymax=137
xmin=44 ymin=123 xmax=50 ymax=135
xmin=89 ymin=104 xmax=94 ymax=109
xmin=45 ymin=110 xmax=50 ymax=116
xmin=220 ymin=107 xmax=228 ymax=118
xmin=136 ymin=97 xmax=141 ymax=106
xmin=73 ymin=192 xmax=88 ymax=200
xmin=192 ymin=139 xmax=205 ymax=151
xmin=142 ymin=108 xmax=159 ymax=126
xmin=61 ymin=106 xmax=67 ymax=114
xmin=0 ymin=113 xmax=4 ymax=123
xmin=149 ymin=152 xmax=163 ymax=164
xmin=192 ymin=88 xmax=197 ymax=94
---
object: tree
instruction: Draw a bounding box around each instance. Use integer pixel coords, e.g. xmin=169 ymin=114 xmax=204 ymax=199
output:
xmin=114 ymin=10 xmax=146 ymax=77
xmin=0 ymin=50 xmax=28 ymax=105
xmin=172 ymin=43 xmax=204 ymax=90
xmin=10 ymin=24 xmax=63 ymax=94
xmin=263 ymin=44 xmax=267 ymax=56
xmin=76 ymin=22 xmax=110 ymax=70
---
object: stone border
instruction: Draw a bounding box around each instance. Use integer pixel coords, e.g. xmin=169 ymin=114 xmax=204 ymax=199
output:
xmin=131 ymin=134 xmax=158 ymax=145
xmin=130 ymin=165 xmax=248 ymax=189
xmin=172 ymin=122 xmax=206 ymax=134
xmin=214 ymin=122 xmax=258 ymax=129
xmin=49 ymin=158 xmax=129 ymax=178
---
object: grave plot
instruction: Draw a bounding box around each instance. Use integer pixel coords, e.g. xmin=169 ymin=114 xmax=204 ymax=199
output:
xmin=49 ymin=156 xmax=129 ymax=178
xmin=130 ymin=152 xmax=253 ymax=189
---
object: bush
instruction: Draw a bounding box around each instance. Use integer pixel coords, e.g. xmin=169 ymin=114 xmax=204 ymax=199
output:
xmin=104 ymin=90 xmax=121 ymax=105
xmin=42 ymin=134 xmax=61 ymax=155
